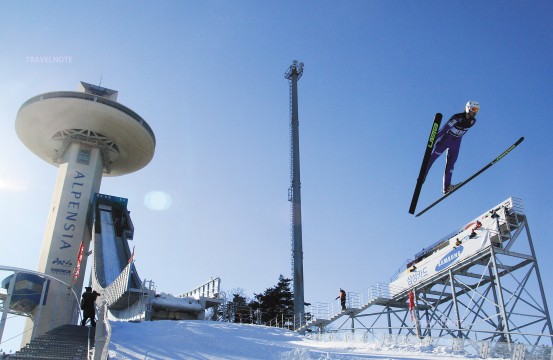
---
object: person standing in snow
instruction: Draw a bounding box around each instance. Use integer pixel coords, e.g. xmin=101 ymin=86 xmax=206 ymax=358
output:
xmin=424 ymin=101 xmax=480 ymax=194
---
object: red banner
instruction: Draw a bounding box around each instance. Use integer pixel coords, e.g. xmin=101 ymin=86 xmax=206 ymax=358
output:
xmin=409 ymin=291 xmax=415 ymax=321
xmin=73 ymin=241 xmax=84 ymax=284
xmin=128 ymin=246 xmax=135 ymax=263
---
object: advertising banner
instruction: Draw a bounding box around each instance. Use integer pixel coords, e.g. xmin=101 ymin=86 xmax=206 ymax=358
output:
xmin=390 ymin=215 xmax=500 ymax=296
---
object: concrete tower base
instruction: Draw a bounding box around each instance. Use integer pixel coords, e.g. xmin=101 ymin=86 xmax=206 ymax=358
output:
xmin=22 ymin=143 xmax=103 ymax=346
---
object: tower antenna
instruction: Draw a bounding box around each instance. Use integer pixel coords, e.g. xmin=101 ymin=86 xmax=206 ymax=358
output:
xmin=285 ymin=60 xmax=305 ymax=319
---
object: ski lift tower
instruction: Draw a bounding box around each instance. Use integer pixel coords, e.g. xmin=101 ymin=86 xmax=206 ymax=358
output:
xmin=285 ymin=60 xmax=305 ymax=318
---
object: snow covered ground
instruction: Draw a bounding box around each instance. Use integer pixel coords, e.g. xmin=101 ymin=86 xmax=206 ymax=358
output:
xmin=108 ymin=320 xmax=485 ymax=360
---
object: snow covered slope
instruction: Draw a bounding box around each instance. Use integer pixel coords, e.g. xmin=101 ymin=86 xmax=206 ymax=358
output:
xmin=108 ymin=320 xmax=485 ymax=360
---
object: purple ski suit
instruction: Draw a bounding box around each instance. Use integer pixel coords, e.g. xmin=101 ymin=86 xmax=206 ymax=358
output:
xmin=425 ymin=112 xmax=476 ymax=192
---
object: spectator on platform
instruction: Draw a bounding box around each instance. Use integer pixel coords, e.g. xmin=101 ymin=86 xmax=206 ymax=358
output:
xmin=336 ymin=289 xmax=347 ymax=311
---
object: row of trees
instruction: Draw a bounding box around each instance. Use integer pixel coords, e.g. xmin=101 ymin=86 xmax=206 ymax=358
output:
xmin=215 ymin=275 xmax=295 ymax=325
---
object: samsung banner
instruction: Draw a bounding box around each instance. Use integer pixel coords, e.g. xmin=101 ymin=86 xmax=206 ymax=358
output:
xmin=389 ymin=203 xmax=508 ymax=297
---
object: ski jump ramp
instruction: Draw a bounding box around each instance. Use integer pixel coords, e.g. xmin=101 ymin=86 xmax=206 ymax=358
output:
xmin=90 ymin=193 xmax=221 ymax=321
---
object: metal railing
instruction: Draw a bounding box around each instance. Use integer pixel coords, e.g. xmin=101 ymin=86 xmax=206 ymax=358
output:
xmin=293 ymin=284 xmax=401 ymax=328
xmin=265 ymin=309 xmax=553 ymax=359
xmin=0 ymin=266 xmax=82 ymax=346
xmin=178 ymin=277 xmax=221 ymax=299
xmin=92 ymin=300 xmax=111 ymax=360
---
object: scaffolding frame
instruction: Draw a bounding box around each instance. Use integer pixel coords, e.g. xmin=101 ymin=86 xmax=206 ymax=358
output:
xmin=313 ymin=199 xmax=553 ymax=349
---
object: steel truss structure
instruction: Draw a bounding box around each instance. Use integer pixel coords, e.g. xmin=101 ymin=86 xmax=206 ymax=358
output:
xmin=333 ymin=198 xmax=552 ymax=348
xmin=52 ymin=128 xmax=119 ymax=173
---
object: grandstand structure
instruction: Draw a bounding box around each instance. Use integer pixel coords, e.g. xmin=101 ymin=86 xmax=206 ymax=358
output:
xmin=295 ymin=198 xmax=553 ymax=350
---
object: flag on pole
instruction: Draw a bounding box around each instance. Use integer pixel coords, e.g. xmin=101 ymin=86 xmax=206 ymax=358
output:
xmin=128 ymin=246 xmax=135 ymax=263
xmin=409 ymin=291 xmax=415 ymax=322
xmin=73 ymin=241 xmax=85 ymax=284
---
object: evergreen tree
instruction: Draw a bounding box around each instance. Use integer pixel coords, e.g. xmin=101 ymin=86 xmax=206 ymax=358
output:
xmin=225 ymin=289 xmax=252 ymax=323
xmin=231 ymin=293 xmax=252 ymax=323
xmin=253 ymin=275 xmax=293 ymax=324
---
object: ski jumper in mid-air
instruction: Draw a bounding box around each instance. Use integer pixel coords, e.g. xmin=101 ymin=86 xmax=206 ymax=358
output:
xmin=425 ymin=101 xmax=480 ymax=194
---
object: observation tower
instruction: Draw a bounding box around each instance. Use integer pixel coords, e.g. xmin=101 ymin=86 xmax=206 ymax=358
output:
xmin=15 ymin=82 xmax=155 ymax=343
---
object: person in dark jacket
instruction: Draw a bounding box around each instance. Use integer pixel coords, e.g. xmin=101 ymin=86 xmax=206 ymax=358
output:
xmin=424 ymin=101 xmax=480 ymax=194
xmin=336 ymin=289 xmax=347 ymax=311
xmin=81 ymin=287 xmax=100 ymax=327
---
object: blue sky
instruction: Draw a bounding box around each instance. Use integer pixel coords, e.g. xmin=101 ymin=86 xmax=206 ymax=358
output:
xmin=1 ymin=1 xmax=552 ymax=351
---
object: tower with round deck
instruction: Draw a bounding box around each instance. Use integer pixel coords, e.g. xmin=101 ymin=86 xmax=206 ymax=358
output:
xmin=15 ymin=82 xmax=155 ymax=343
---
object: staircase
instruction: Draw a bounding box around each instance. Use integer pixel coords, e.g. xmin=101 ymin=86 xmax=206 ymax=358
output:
xmin=10 ymin=324 xmax=94 ymax=359
xmin=296 ymin=289 xmax=397 ymax=333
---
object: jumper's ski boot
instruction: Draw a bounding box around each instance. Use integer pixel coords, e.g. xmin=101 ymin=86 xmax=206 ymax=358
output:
xmin=443 ymin=184 xmax=458 ymax=194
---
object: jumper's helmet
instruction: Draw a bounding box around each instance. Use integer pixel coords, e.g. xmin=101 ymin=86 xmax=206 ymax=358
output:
xmin=465 ymin=101 xmax=480 ymax=117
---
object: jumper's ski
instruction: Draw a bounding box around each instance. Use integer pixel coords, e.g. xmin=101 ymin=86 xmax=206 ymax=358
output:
xmin=409 ymin=113 xmax=443 ymax=214
xmin=415 ymin=136 xmax=524 ymax=217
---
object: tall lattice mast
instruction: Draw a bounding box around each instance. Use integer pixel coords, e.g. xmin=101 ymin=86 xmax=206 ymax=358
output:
xmin=285 ymin=60 xmax=305 ymax=317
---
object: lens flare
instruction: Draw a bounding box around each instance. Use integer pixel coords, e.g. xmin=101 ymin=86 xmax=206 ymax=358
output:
xmin=144 ymin=191 xmax=172 ymax=211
